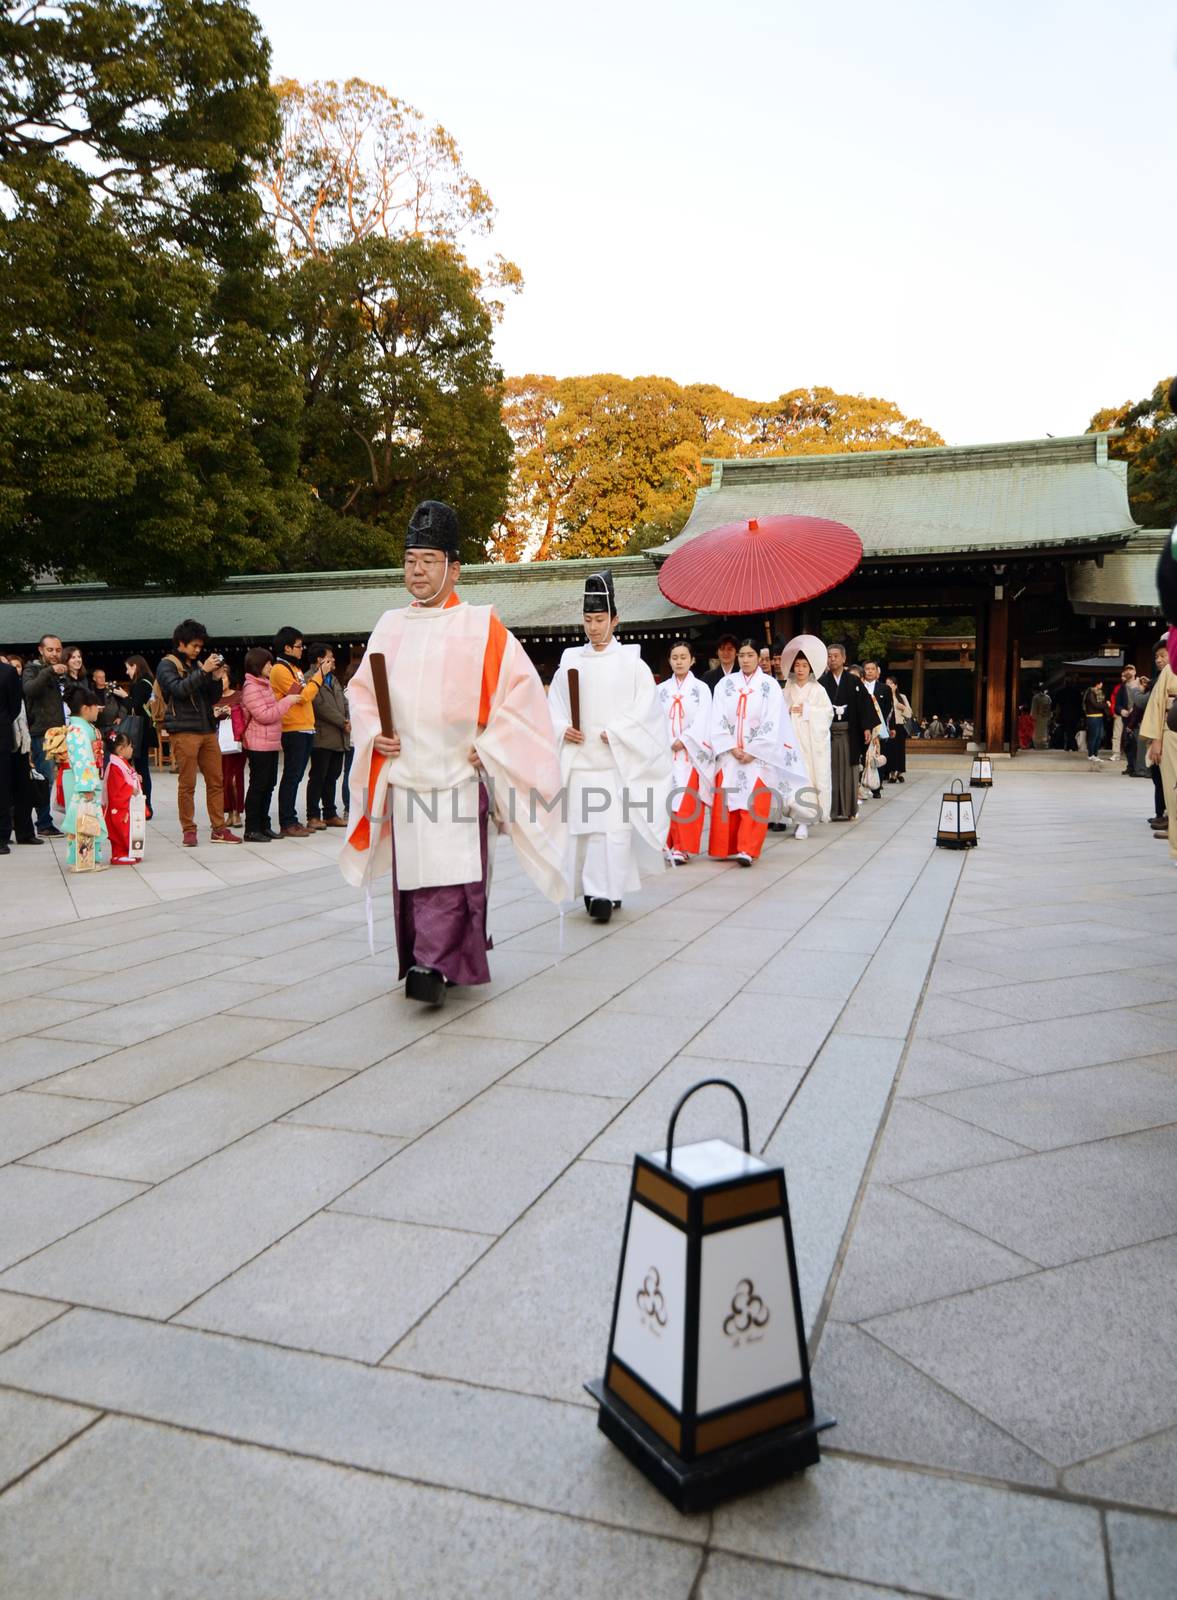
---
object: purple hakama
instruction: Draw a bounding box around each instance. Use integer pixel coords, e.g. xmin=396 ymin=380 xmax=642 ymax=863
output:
xmin=392 ymin=783 xmax=492 ymax=986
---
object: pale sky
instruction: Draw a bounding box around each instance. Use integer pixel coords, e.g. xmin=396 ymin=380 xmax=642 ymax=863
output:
xmin=250 ymin=0 xmax=1177 ymax=446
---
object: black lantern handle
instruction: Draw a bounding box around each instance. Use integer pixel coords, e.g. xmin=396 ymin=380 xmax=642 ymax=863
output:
xmin=950 ymin=777 xmax=964 ymax=793
xmin=665 ymin=1078 xmax=751 ymax=1167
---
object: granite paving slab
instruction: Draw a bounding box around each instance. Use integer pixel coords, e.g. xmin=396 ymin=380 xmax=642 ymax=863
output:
xmin=900 ymin=1125 xmax=1177 ymax=1266
xmin=0 ymin=1165 xmax=146 ymax=1273
xmin=813 ymin=1323 xmax=1057 ymax=1488
xmin=23 ymin=1061 xmax=349 ymax=1183
xmin=0 ymin=1388 xmax=97 ymax=1492
xmin=0 ymin=1291 xmax=67 ymax=1354
xmin=893 ymin=1038 xmax=1023 ymax=1098
xmin=50 ymin=949 xmax=247 ymax=1006
xmin=869 ymin=1099 xmax=1030 ymax=1184
xmin=251 ymin=991 xmax=451 ymax=1069
xmin=710 ymin=1454 xmax=1107 ymax=1600
xmin=36 ymin=976 xmax=279 ymax=1047
xmin=337 ymin=1084 xmax=617 ymax=1235
xmin=698 ymin=1554 xmax=911 ymax=1599
xmin=827 ymin=1185 xmax=1036 ymax=1322
xmin=26 ymin=1014 xmax=311 ymax=1103
xmin=504 ymin=1007 xmax=706 ymax=1097
xmin=0 ymin=1124 xmax=400 ymax=1317
xmin=386 ymin=1157 xmax=627 ymax=1405
xmin=224 ymin=962 xmax=400 ymax=1022
xmin=1064 ymin=1427 xmax=1177 ymax=1515
xmin=921 ymin=1058 xmax=1177 ymax=1150
xmin=0 ymin=1417 xmax=704 ymax=1600
xmin=176 ymin=1211 xmax=489 ymax=1361
xmin=283 ymin=1033 xmax=537 ymax=1139
xmin=836 ymin=939 xmax=939 ymax=1041
xmin=912 ymin=993 xmax=1020 ymax=1036
xmin=0 ymin=1309 xmax=706 ymax=1543
xmin=0 ymin=1090 xmax=127 ymax=1165
xmin=0 ymin=1035 xmax=121 ymax=1096
xmin=440 ymin=976 xmax=618 ymax=1043
xmin=604 ymin=961 xmax=753 ymax=1019
xmin=944 ymin=1011 xmax=1177 ymax=1077
xmin=743 ymin=947 xmax=872 ymax=1000
xmin=863 ymin=1235 xmax=1177 ymax=1465
xmin=1105 ymin=1511 xmax=1177 ymax=1600
xmin=0 ymin=996 xmax=106 ymax=1044
xmin=0 ymin=965 xmax=81 ymax=1005
xmin=957 ymin=967 xmax=1177 ymax=1024
xmin=687 ymin=994 xmax=845 ymax=1068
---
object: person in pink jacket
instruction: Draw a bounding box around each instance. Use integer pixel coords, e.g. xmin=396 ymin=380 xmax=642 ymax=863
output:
xmin=240 ymin=647 xmax=316 ymax=842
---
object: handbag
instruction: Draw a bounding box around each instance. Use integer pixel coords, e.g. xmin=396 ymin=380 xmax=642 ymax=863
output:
xmin=217 ymin=717 xmax=242 ymax=756
xmin=116 ymin=712 xmax=144 ymax=749
xmin=1166 ymin=696 xmax=1177 ymax=734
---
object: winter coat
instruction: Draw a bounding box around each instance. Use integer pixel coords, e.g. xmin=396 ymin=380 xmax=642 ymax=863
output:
xmin=312 ymin=675 xmax=350 ymax=752
xmin=240 ymin=673 xmax=302 ymax=753
xmin=22 ymin=659 xmax=68 ymax=736
xmin=270 ymin=657 xmax=320 ymax=734
xmin=156 ymin=654 xmax=221 ymax=735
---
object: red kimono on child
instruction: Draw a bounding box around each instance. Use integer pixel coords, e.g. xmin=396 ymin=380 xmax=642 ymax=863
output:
xmin=104 ymin=753 xmax=144 ymax=865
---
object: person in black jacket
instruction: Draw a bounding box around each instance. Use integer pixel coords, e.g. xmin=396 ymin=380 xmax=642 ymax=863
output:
xmin=22 ymin=634 xmax=68 ymax=836
xmin=123 ymin=656 xmax=156 ymax=814
xmin=0 ymin=658 xmax=41 ymax=854
xmin=156 ymin=620 xmax=240 ymax=848
xmin=703 ymin=634 xmax=739 ymax=691
xmin=819 ymin=642 xmax=875 ymax=820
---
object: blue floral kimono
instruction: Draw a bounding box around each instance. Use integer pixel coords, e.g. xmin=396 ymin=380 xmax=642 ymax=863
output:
xmin=62 ymin=715 xmax=107 ymax=868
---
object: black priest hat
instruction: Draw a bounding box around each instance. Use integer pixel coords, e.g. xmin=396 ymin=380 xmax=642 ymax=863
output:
xmin=583 ymin=569 xmax=617 ymax=615
xmin=406 ymin=500 xmax=461 ymax=559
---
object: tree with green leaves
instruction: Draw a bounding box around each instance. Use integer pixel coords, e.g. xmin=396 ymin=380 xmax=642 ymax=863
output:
xmin=1089 ymin=378 xmax=1176 ymax=530
xmin=284 ymin=235 xmax=511 ymax=569
xmin=0 ymin=0 xmax=305 ymax=594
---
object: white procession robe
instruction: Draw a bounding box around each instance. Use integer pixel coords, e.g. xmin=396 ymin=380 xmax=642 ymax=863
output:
xmin=657 ymin=671 xmax=713 ymax=803
xmin=782 ymin=676 xmax=833 ymax=822
xmin=340 ymin=595 xmax=567 ymax=901
xmin=548 ymin=639 xmax=672 ymax=896
xmin=710 ymin=669 xmax=806 ymax=811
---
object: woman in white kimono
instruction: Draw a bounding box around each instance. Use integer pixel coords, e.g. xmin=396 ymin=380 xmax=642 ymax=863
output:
xmin=779 ymin=635 xmax=833 ymax=838
xmin=708 ymin=639 xmax=801 ymax=866
xmin=657 ymin=641 xmax=712 ymax=864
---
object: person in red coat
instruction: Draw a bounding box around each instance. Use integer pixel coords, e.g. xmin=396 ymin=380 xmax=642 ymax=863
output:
xmin=104 ymin=730 xmax=145 ymax=865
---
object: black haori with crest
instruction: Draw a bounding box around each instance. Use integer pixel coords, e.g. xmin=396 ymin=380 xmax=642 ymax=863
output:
xmin=586 ymin=1079 xmax=834 ymax=1511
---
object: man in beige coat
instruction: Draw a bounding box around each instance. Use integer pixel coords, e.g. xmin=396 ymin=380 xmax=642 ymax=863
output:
xmin=1141 ymin=648 xmax=1177 ymax=862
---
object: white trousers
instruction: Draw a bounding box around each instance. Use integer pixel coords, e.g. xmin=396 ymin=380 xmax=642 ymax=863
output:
xmin=581 ymin=830 xmax=634 ymax=900
xmin=1111 ymin=717 xmax=1123 ymax=759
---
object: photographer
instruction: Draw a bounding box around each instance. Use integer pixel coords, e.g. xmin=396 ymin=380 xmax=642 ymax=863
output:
xmin=156 ymin=620 xmax=241 ymax=847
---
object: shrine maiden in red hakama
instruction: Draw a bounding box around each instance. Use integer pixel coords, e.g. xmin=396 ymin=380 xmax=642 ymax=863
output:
xmin=708 ymin=641 xmax=806 ymax=866
xmin=656 ymin=642 xmax=712 ymax=863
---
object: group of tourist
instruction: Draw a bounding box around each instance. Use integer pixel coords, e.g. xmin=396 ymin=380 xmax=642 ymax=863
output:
xmin=0 ymin=625 xmax=355 ymax=867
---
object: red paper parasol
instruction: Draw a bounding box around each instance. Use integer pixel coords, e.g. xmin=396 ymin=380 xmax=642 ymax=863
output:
xmin=657 ymin=515 xmax=862 ymax=615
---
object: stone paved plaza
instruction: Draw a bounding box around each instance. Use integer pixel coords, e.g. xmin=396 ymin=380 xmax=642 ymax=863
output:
xmin=0 ymin=757 xmax=1175 ymax=1598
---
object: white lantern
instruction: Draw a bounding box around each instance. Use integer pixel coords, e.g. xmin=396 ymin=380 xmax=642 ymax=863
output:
xmin=970 ymin=751 xmax=993 ymax=787
xmin=936 ymin=778 xmax=978 ymax=849
xmin=587 ymin=1079 xmax=832 ymax=1511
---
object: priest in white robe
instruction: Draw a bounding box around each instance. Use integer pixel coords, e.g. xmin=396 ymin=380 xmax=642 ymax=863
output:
xmin=341 ymin=500 xmax=568 ymax=1004
xmin=548 ymin=570 xmax=673 ymax=922
xmin=779 ymin=634 xmax=833 ymax=836
xmin=709 ymin=639 xmax=807 ymax=865
xmin=656 ymin=640 xmax=713 ymax=864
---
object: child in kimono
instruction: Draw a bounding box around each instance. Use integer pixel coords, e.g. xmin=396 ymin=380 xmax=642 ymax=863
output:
xmin=104 ymin=728 xmax=145 ymax=865
xmin=62 ymin=685 xmax=108 ymax=870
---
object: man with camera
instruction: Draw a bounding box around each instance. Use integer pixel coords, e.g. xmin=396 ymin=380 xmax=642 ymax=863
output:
xmin=156 ymin=620 xmax=241 ymax=847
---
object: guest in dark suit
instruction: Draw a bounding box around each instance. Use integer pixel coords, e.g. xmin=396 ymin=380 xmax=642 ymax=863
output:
xmin=704 ymin=634 xmax=740 ymax=691
xmin=818 ymin=643 xmax=875 ymax=820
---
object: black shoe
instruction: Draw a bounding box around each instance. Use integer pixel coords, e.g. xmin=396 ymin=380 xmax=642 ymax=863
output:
xmin=405 ymin=965 xmax=446 ymax=1005
xmin=897 ymin=774 xmax=905 ymax=783
xmin=16 ymin=836 xmax=43 ymax=845
xmin=767 ymin=822 xmax=788 ymax=832
xmin=243 ymin=831 xmax=271 ymax=843
xmin=0 ymin=843 xmax=9 ymax=854
xmin=587 ymin=897 xmax=613 ymax=923
xmin=612 ymin=900 xmax=621 ymax=909
xmin=37 ymin=824 xmax=63 ymax=837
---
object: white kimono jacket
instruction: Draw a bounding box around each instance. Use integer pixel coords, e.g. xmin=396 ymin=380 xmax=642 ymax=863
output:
xmin=549 ymin=639 xmax=672 ymax=887
xmin=657 ymin=671 xmax=713 ymax=804
xmin=341 ymin=594 xmax=567 ymax=900
xmin=782 ymin=676 xmax=833 ymax=822
xmin=710 ymin=668 xmax=806 ymax=812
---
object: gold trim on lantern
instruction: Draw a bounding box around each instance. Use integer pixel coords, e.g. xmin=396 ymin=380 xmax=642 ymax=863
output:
xmin=607 ymin=1359 xmax=683 ymax=1452
xmin=695 ymin=1386 xmax=810 ymax=1454
xmin=702 ymin=1177 xmax=782 ymax=1228
xmin=634 ymin=1166 xmax=690 ymax=1223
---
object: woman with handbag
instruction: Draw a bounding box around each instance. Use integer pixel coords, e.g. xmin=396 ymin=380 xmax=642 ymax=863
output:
xmin=240 ymin=647 xmax=315 ymax=842
xmin=886 ymin=675 xmax=911 ymax=784
xmin=214 ymin=666 xmax=247 ymax=827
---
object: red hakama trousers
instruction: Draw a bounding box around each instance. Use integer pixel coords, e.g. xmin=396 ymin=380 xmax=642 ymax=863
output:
xmin=667 ymin=769 xmax=706 ymax=856
xmin=708 ymin=772 xmax=771 ymax=860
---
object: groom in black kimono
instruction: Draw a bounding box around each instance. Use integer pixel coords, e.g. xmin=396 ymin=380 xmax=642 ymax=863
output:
xmin=819 ymin=642 xmax=875 ymax=820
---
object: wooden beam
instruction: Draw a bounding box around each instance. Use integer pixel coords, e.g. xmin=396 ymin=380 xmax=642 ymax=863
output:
xmin=984 ymin=594 xmax=1010 ymax=751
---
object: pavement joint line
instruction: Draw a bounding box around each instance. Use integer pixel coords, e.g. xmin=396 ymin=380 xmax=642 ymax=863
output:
xmin=0 ymin=1406 xmax=107 ymax=1500
xmin=1100 ymin=1508 xmax=1118 ymax=1600
xmin=696 ymin=1548 xmax=951 ymax=1600
xmin=806 ymin=783 xmax=977 ymax=1353
xmin=875 ymin=1182 xmax=1048 ymax=1270
xmin=0 ymin=1388 xmax=714 ymax=1547
xmin=322 ymin=1205 xmax=498 ymax=1240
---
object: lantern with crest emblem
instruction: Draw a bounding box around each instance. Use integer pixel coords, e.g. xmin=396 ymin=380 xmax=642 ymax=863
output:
xmin=936 ymin=778 xmax=978 ymax=848
xmin=970 ymin=751 xmax=994 ymax=787
xmin=586 ymin=1079 xmax=833 ymax=1511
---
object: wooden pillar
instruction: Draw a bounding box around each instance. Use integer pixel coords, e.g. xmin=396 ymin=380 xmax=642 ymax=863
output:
xmin=984 ymin=593 xmax=1010 ymax=752
xmin=1007 ymin=622 xmax=1020 ymax=759
xmin=912 ymin=641 xmax=926 ymax=718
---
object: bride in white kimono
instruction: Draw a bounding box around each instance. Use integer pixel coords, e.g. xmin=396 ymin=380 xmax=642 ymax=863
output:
xmin=708 ymin=639 xmax=805 ymax=866
xmin=779 ymin=634 xmax=833 ymax=836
